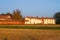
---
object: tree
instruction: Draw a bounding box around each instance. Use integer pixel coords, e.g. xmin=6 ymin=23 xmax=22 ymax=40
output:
xmin=53 ymin=12 xmax=60 ymax=24
xmin=13 ymin=9 xmax=23 ymax=21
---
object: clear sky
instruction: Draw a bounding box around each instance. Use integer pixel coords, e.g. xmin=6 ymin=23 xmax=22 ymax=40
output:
xmin=0 ymin=0 xmax=60 ymax=17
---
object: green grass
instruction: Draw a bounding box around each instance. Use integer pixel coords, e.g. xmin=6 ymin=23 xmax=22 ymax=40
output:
xmin=0 ymin=25 xmax=60 ymax=30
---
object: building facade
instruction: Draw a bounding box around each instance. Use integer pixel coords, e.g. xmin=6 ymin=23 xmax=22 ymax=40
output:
xmin=25 ymin=16 xmax=55 ymax=24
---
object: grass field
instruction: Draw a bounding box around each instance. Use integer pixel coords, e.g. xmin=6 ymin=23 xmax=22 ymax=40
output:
xmin=0 ymin=28 xmax=60 ymax=40
xmin=0 ymin=25 xmax=60 ymax=29
xmin=0 ymin=25 xmax=60 ymax=40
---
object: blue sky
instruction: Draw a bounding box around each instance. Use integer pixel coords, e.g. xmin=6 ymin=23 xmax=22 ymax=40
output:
xmin=0 ymin=0 xmax=60 ymax=17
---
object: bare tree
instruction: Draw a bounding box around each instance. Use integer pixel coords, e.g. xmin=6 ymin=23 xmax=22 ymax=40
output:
xmin=13 ymin=9 xmax=23 ymax=21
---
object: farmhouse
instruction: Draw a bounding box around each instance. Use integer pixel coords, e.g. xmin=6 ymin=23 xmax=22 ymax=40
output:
xmin=0 ymin=14 xmax=12 ymax=21
xmin=25 ymin=16 xmax=55 ymax=24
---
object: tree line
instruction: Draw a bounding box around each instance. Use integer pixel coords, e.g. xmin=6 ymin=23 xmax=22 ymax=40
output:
xmin=1 ymin=9 xmax=25 ymax=22
xmin=53 ymin=12 xmax=60 ymax=24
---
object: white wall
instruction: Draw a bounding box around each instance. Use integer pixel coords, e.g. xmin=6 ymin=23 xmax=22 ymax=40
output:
xmin=44 ymin=19 xmax=55 ymax=24
xmin=25 ymin=17 xmax=43 ymax=24
xmin=25 ymin=17 xmax=31 ymax=24
xmin=25 ymin=17 xmax=56 ymax=24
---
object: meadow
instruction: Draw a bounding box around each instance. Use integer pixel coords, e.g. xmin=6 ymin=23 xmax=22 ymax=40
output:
xmin=0 ymin=25 xmax=60 ymax=29
xmin=0 ymin=25 xmax=60 ymax=40
xmin=0 ymin=28 xmax=60 ymax=40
